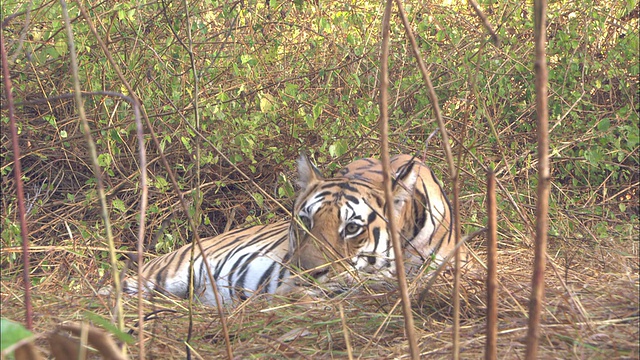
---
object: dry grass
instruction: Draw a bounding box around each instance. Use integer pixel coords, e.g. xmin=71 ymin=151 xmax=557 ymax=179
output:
xmin=2 ymin=231 xmax=637 ymax=358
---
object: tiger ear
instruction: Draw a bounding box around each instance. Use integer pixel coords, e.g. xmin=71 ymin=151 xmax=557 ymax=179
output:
xmin=392 ymin=161 xmax=419 ymax=207
xmin=297 ymin=153 xmax=323 ymax=191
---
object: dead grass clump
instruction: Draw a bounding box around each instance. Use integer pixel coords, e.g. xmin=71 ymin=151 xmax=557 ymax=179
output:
xmin=3 ymin=235 xmax=636 ymax=358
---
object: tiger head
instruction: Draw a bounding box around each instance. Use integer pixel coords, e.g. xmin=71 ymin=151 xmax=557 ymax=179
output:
xmin=287 ymin=154 xmax=419 ymax=281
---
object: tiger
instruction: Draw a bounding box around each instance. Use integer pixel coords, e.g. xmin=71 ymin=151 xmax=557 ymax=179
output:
xmin=123 ymin=221 xmax=291 ymax=305
xmin=336 ymin=154 xmax=462 ymax=272
xmin=122 ymin=154 xmax=457 ymax=306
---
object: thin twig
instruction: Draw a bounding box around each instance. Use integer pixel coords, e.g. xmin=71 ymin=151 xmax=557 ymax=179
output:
xmin=393 ymin=1 xmax=463 ymax=357
xmin=452 ymin=175 xmax=462 ymax=359
xmin=485 ymin=169 xmax=498 ymax=360
xmin=339 ymin=303 xmax=354 ymax=360
xmin=180 ymin=0 xmax=211 ymax=358
xmin=468 ymin=0 xmax=500 ymax=45
xmin=60 ymin=0 xmax=124 ymax=332
xmin=1 ymin=19 xmax=33 ymax=331
xmin=379 ymin=1 xmax=419 ymax=358
xmin=133 ymin=86 xmax=148 ymax=360
xmin=7 ymin=0 xmax=33 ymax=64
xmin=394 ymin=0 xmax=456 ymax=177
xmin=76 ymin=4 xmax=233 ymax=358
xmin=525 ymin=0 xmax=551 ymax=358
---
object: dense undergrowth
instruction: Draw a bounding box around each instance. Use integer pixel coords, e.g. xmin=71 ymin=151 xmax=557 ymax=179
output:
xmin=1 ymin=0 xmax=638 ymax=358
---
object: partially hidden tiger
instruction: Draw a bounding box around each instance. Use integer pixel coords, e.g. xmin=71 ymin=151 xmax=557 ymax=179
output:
xmin=122 ymin=154 xmax=465 ymax=306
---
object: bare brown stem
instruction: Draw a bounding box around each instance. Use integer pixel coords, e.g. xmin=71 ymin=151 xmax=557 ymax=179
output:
xmin=60 ymin=0 xmax=123 ymax=332
xmin=181 ymin=1 xmax=205 ymax=358
xmin=339 ymin=304 xmax=354 ymax=360
xmin=133 ymin=101 xmax=147 ymax=360
xmin=380 ymin=1 xmax=419 ymax=358
xmin=468 ymin=0 xmax=500 ymax=45
xmin=394 ymin=0 xmax=456 ymax=177
xmin=1 ymin=19 xmax=33 ymax=331
xmin=77 ymin=4 xmax=233 ymax=358
xmin=485 ymin=169 xmax=498 ymax=360
xmin=525 ymin=0 xmax=551 ymax=358
xmin=393 ymin=1 xmax=463 ymax=357
xmin=452 ymin=180 xmax=462 ymax=360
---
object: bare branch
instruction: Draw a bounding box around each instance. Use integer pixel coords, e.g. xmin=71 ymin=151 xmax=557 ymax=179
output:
xmin=525 ymin=0 xmax=551 ymax=358
xmin=486 ymin=169 xmax=498 ymax=360
xmin=60 ymin=0 xmax=124 ymax=333
xmin=380 ymin=1 xmax=419 ymax=358
xmin=0 ymin=14 xmax=33 ymax=331
xmin=468 ymin=0 xmax=500 ymax=45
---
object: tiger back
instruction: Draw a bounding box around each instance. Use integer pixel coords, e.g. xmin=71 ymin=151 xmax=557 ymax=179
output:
xmin=123 ymin=221 xmax=290 ymax=306
xmin=337 ymin=154 xmax=463 ymax=270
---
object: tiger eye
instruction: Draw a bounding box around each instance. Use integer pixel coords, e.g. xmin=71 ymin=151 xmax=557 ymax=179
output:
xmin=344 ymin=223 xmax=361 ymax=236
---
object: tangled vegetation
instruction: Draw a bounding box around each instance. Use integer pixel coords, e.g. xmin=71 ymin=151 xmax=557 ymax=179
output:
xmin=1 ymin=0 xmax=638 ymax=358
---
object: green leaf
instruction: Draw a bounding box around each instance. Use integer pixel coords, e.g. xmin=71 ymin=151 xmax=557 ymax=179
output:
xmin=1 ymin=318 xmax=33 ymax=352
xmin=328 ymin=139 xmax=348 ymax=158
xmin=240 ymin=54 xmax=256 ymax=66
xmin=597 ymin=118 xmax=610 ymax=131
xmin=584 ymin=149 xmax=603 ymax=165
xmin=54 ymin=37 xmax=67 ymax=57
xmin=83 ymin=312 xmax=135 ymax=345
xmin=312 ymin=103 xmax=323 ymax=120
xmin=284 ymin=83 xmax=299 ymax=96
xmin=97 ymin=153 xmax=112 ymax=168
xmin=329 ymin=144 xmax=337 ymax=157
xmin=44 ymin=114 xmax=57 ymax=127
xmin=181 ymin=136 xmax=192 ymax=152
xmin=259 ymin=93 xmax=275 ymax=113
xmin=112 ymin=198 xmax=126 ymax=213
xmin=253 ymin=192 xmax=264 ymax=207
xmin=305 ymin=114 xmax=315 ymax=129
xmin=154 ymin=176 xmax=169 ymax=192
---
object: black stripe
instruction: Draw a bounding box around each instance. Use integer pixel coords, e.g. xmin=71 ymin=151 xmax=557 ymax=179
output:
xmin=257 ymin=261 xmax=278 ymax=294
xmin=372 ymin=227 xmax=380 ymax=252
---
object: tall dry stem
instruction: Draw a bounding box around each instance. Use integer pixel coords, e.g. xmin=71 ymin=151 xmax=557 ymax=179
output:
xmin=393 ymin=1 xmax=463 ymax=357
xmin=76 ymin=4 xmax=233 ymax=357
xmin=526 ymin=0 xmax=551 ymax=358
xmin=1 ymin=20 xmax=33 ymax=331
xmin=486 ymin=169 xmax=498 ymax=360
xmin=379 ymin=0 xmax=419 ymax=358
xmin=60 ymin=0 xmax=123 ymax=332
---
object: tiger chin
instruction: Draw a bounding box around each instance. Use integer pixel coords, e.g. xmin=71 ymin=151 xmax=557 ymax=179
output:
xmin=117 ymin=154 xmax=465 ymax=307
